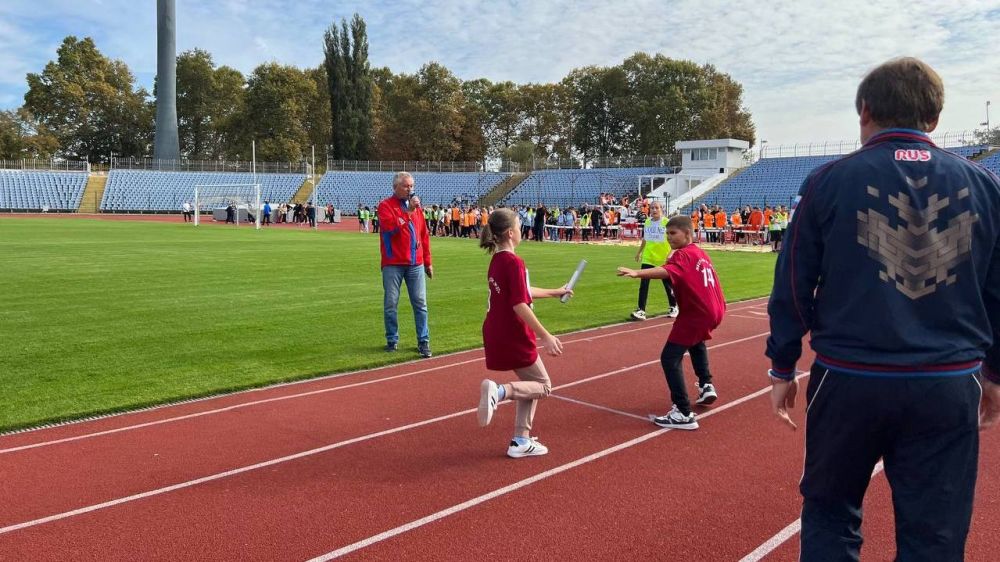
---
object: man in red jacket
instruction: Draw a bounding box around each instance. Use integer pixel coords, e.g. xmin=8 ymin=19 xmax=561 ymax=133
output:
xmin=378 ymin=172 xmax=434 ymax=357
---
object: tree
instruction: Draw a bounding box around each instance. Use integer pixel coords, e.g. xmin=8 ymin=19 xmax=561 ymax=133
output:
xmin=975 ymin=127 xmax=1000 ymax=146
xmin=323 ymin=13 xmax=374 ymax=159
xmin=24 ymin=36 xmax=153 ymax=162
xmin=619 ymin=53 xmax=755 ymax=154
xmin=234 ymin=63 xmax=316 ymax=162
xmin=0 ymin=108 xmax=59 ymax=160
xmin=372 ymin=63 xmax=470 ymax=161
xmin=565 ymin=65 xmax=633 ymax=162
xmin=518 ymin=82 xmax=573 ymax=160
xmin=304 ymin=66 xmax=332 ymax=156
xmin=463 ymin=79 xmax=521 ymax=160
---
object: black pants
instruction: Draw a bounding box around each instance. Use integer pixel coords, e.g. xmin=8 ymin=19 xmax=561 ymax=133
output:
xmin=659 ymin=341 xmax=712 ymax=415
xmin=637 ymin=263 xmax=677 ymax=311
xmin=799 ymin=364 xmax=980 ymax=562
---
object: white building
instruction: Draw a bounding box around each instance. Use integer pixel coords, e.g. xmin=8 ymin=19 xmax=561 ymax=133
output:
xmin=644 ymin=138 xmax=751 ymax=213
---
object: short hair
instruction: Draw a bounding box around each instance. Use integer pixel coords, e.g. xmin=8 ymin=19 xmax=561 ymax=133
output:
xmin=393 ymin=171 xmax=414 ymax=187
xmin=855 ymin=57 xmax=944 ymax=131
xmin=666 ymin=215 xmax=693 ymax=233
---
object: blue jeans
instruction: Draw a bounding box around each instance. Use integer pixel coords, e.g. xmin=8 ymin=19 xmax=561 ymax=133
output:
xmin=382 ymin=265 xmax=429 ymax=345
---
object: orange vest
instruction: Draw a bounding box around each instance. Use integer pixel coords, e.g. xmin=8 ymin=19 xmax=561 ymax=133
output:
xmin=704 ymin=213 xmax=715 ymax=228
xmin=715 ymin=211 xmax=726 ymax=226
xmin=731 ymin=213 xmax=743 ymax=226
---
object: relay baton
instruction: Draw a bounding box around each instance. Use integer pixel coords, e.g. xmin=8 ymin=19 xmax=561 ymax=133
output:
xmin=560 ymin=259 xmax=587 ymax=303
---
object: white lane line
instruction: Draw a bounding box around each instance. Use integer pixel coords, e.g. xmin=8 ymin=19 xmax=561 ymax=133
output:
xmin=728 ymin=314 xmax=770 ymax=321
xmin=306 ymin=381 xmax=777 ymax=561
xmin=738 ymin=462 xmax=885 ymax=561
xmin=549 ymin=395 xmax=649 ymax=421
xmin=0 ymin=301 xmax=768 ymax=454
xmin=0 ymin=331 xmax=771 ymax=536
xmin=0 ymin=358 xmax=481 ymax=455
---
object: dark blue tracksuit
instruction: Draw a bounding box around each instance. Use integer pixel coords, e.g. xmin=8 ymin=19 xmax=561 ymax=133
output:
xmin=766 ymin=129 xmax=1000 ymax=561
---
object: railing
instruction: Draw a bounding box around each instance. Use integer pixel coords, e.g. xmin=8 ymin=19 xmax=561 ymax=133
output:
xmin=110 ymin=157 xmax=309 ymax=174
xmin=533 ymin=154 xmax=679 ymax=170
xmin=757 ymin=129 xmax=981 ymax=159
xmin=324 ymin=154 xmax=681 ymax=174
xmin=325 ymin=160 xmax=489 ymax=173
xmin=0 ymin=159 xmax=90 ymax=172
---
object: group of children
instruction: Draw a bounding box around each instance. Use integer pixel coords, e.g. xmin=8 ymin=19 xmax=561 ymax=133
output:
xmin=691 ymin=204 xmax=789 ymax=251
xmin=476 ymin=206 xmax=726 ymax=458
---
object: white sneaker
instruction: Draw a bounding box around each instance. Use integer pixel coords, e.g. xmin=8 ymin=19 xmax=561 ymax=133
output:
xmin=652 ymin=405 xmax=699 ymax=430
xmin=630 ymin=309 xmax=647 ymax=321
xmin=507 ymin=437 xmax=549 ymax=458
xmin=478 ymin=380 xmax=499 ymax=427
xmin=667 ymin=306 xmax=679 ymax=318
xmin=696 ymin=383 xmax=718 ymax=405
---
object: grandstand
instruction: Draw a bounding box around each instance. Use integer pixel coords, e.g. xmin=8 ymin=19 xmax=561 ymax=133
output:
xmin=100 ymin=170 xmax=307 ymax=212
xmin=315 ymin=171 xmax=510 ymax=210
xmin=978 ymin=150 xmax=1000 ymax=174
xmin=499 ymin=167 xmax=671 ymax=208
xmin=0 ymin=170 xmax=89 ymax=211
xmin=688 ymin=143 xmax=997 ymax=213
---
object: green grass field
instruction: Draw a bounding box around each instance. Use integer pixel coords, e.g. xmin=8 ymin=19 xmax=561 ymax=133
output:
xmin=0 ymin=218 xmax=776 ymax=431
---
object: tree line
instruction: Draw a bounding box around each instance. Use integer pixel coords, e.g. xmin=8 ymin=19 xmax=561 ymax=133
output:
xmin=0 ymin=14 xmax=758 ymax=166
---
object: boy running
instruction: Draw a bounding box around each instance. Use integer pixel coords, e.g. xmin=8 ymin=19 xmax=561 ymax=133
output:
xmin=617 ymin=215 xmax=726 ymax=429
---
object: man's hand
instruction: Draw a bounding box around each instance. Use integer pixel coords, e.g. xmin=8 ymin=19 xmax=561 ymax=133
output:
xmin=409 ymin=195 xmax=421 ymax=208
xmin=980 ymin=375 xmax=1000 ymax=429
xmin=424 ymin=265 xmax=433 ymax=279
xmin=617 ymin=267 xmax=639 ymax=278
xmin=769 ymin=373 xmax=799 ymax=430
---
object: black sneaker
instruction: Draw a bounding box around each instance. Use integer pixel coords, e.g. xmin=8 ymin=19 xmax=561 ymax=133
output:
xmin=384 ymin=342 xmax=398 ymax=352
xmin=417 ymin=341 xmax=432 ymax=358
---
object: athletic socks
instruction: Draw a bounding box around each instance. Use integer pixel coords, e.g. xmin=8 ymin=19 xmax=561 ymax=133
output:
xmin=512 ymin=436 xmax=531 ymax=446
xmin=496 ymin=385 xmax=506 ymax=401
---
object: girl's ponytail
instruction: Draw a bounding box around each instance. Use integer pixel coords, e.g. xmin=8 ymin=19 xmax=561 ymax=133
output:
xmin=479 ymin=223 xmax=496 ymax=253
xmin=479 ymin=208 xmax=517 ymax=254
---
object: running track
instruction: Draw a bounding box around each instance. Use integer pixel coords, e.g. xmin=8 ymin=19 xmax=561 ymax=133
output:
xmin=0 ymin=296 xmax=996 ymax=560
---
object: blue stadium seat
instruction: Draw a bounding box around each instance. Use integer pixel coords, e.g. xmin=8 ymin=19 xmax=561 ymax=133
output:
xmin=100 ymin=170 xmax=306 ymax=212
xmin=314 ymin=171 xmax=510 ymax=210
xmin=978 ymin=151 xmax=1000 ymax=175
xmin=689 ymin=145 xmax=992 ymax=214
xmin=500 ymin=167 xmax=671 ymax=208
xmin=0 ymin=170 xmax=88 ymax=211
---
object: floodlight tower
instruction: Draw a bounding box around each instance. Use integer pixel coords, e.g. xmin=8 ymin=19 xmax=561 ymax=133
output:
xmin=154 ymin=0 xmax=180 ymax=161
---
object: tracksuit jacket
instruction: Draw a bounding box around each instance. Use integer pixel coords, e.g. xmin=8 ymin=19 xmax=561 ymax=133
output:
xmin=766 ymin=129 xmax=1000 ymax=381
xmin=377 ymin=196 xmax=432 ymax=268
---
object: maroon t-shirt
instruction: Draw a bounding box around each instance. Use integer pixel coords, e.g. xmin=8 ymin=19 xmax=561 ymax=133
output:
xmin=483 ymin=251 xmax=538 ymax=371
xmin=663 ymin=244 xmax=726 ymax=346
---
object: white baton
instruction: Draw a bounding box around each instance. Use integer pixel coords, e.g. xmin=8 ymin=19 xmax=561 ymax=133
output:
xmin=560 ymin=260 xmax=587 ymax=303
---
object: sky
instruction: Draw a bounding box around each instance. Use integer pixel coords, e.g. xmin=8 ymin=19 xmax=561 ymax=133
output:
xmin=2 ymin=0 xmax=999 ymax=149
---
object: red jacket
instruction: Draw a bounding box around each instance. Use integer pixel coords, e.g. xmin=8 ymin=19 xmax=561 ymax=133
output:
xmin=377 ymin=196 xmax=432 ymax=268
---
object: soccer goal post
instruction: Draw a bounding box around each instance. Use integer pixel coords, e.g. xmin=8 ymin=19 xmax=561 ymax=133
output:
xmin=193 ymin=183 xmax=262 ymax=229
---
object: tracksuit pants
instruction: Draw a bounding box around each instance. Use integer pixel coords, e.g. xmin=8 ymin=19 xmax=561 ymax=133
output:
xmin=799 ymin=363 xmax=980 ymax=562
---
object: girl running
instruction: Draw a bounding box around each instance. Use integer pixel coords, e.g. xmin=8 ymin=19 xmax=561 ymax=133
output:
xmin=476 ymin=208 xmax=572 ymax=458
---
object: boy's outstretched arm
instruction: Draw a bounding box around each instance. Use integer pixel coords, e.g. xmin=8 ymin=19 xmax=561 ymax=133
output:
xmin=617 ymin=266 xmax=669 ymax=279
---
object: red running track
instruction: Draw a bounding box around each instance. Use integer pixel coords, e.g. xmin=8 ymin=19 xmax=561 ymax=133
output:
xmin=0 ymin=296 xmax=996 ymax=561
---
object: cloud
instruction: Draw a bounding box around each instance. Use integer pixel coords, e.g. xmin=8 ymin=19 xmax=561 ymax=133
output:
xmin=1 ymin=0 xmax=998 ymax=145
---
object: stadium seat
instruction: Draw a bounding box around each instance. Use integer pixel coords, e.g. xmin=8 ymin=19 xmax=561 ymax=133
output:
xmin=0 ymin=170 xmax=88 ymax=211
